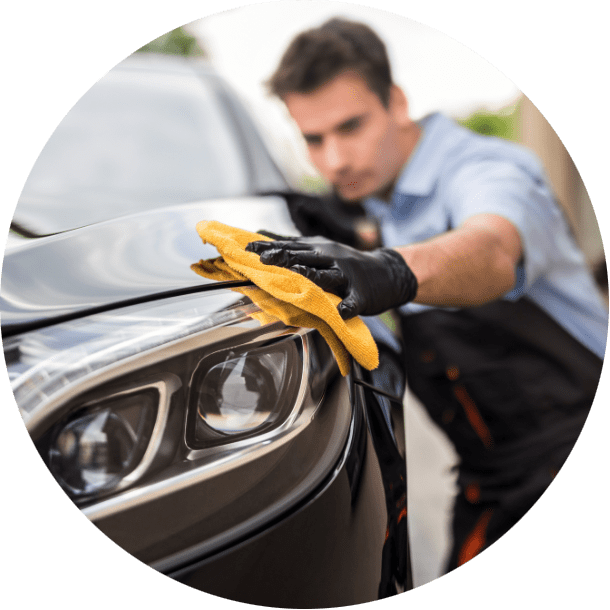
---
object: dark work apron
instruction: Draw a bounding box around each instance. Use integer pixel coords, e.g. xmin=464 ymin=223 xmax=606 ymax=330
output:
xmin=399 ymin=298 xmax=604 ymax=570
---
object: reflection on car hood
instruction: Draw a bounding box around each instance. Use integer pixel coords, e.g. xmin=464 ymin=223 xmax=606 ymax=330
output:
xmin=1 ymin=196 xmax=297 ymax=331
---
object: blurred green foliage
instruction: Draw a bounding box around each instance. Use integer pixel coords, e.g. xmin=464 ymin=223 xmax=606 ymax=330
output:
xmin=137 ymin=27 xmax=206 ymax=57
xmin=459 ymin=107 xmax=519 ymax=141
xmin=298 ymin=174 xmax=330 ymax=194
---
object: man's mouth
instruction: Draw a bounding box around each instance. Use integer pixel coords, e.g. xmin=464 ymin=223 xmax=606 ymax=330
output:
xmin=335 ymin=173 xmax=368 ymax=190
xmin=335 ymin=179 xmax=370 ymax=201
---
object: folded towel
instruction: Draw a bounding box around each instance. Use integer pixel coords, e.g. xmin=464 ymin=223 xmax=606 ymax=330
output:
xmin=191 ymin=220 xmax=379 ymax=376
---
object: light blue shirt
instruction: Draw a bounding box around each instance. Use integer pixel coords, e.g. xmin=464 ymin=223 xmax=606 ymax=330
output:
xmin=363 ymin=113 xmax=608 ymax=359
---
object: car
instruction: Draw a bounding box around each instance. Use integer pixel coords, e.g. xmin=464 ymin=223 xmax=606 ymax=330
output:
xmin=2 ymin=53 xmax=412 ymax=607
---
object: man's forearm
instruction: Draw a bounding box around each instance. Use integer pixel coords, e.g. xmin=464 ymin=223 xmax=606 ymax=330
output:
xmin=394 ymin=214 xmax=522 ymax=307
xmin=247 ymin=213 xmax=522 ymax=318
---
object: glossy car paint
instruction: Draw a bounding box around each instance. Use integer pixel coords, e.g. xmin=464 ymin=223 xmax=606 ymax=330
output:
xmin=2 ymin=197 xmax=298 ymax=331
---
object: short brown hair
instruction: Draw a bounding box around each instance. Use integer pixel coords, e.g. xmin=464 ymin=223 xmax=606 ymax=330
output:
xmin=267 ymin=18 xmax=394 ymax=107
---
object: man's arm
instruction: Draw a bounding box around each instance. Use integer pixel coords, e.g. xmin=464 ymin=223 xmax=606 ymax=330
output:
xmin=397 ymin=213 xmax=523 ymax=307
xmin=246 ymin=213 xmax=523 ymax=319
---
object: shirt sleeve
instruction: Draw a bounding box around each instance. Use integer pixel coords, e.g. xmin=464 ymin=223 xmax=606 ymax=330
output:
xmin=445 ymin=158 xmax=571 ymax=296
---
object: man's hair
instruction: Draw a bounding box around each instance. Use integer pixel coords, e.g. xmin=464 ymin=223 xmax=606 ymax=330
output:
xmin=267 ymin=18 xmax=394 ymax=107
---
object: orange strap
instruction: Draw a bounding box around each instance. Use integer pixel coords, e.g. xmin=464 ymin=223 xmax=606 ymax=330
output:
xmin=453 ymin=384 xmax=494 ymax=449
xmin=457 ymin=508 xmax=494 ymax=566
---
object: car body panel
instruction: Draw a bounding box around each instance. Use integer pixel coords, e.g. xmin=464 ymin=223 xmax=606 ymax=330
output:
xmin=1 ymin=196 xmax=298 ymax=331
xmin=172 ymin=424 xmax=389 ymax=607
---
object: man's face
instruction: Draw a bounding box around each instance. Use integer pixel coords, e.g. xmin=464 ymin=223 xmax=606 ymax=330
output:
xmin=283 ymin=71 xmax=412 ymax=201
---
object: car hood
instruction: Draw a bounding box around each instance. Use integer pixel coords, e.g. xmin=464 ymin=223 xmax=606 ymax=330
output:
xmin=1 ymin=196 xmax=297 ymax=333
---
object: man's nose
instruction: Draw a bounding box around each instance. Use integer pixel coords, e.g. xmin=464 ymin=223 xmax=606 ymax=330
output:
xmin=322 ymin=137 xmax=349 ymax=176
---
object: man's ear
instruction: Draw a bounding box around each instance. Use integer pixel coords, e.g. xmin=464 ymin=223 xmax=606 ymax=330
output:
xmin=389 ymin=85 xmax=410 ymax=126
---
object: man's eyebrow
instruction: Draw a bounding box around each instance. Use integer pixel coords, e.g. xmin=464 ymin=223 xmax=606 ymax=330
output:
xmin=302 ymin=113 xmax=368 ymax=143
xmin=336 ymin=114 xmax=366 ymax=132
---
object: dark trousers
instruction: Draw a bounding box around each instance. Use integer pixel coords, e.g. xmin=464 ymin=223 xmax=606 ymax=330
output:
xmin=444 ymin=451 xmax=564 ymax=571
xmin=399 ymin=299 xmax=603 ymax=572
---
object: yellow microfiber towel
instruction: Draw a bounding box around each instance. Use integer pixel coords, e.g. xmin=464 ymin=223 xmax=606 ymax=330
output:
xmin=190 ymin=220 xmax=379 ymax=376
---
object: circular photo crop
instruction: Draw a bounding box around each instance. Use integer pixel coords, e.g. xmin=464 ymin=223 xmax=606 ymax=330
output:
xmin=2 ymin=1 xmax=607 ymax=608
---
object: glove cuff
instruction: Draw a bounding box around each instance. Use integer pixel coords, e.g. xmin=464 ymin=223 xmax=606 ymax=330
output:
xmin=377 ymin=248 xmax=419 ymax=306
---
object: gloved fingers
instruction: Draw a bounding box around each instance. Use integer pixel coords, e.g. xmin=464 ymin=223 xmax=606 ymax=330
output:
xmin=246 ymin=240 xmax=313 ymax=254
xmin=290 ymin=265 xmax=347 ymax=296
xmin=246 ymin=240 xmax=277 ymax=254
xmin=337 ymin=292 xmax=363 ymax=320
xmin=259 ymin=248 xmax=336 ymax=269
xmin=255 ymin=230 xmax=298 ymax=241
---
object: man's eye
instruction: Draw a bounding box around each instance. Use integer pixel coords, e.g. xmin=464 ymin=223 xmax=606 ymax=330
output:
xmin=337 ymin=118 xmax=362 ymax=133
xmin=304 ymin=135 xmax=322 ymax=146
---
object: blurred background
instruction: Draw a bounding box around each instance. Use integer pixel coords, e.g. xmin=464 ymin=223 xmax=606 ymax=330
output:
xmin=179 ymin=2 xmax=603 ymax=269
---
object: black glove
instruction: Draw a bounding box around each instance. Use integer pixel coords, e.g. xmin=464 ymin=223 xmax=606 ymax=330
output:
xmin=260 ymin=191 xmax=380 ymax=250
xmin=245 ymin=236 xmax=418 ymax=320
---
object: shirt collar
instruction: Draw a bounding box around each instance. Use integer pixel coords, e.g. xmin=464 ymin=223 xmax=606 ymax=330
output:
xmin=393 ymin=112 xmax=456 ymax=197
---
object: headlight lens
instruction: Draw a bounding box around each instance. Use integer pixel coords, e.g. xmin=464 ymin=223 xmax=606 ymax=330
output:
xmin=191 ymin=339 xmax=302 ymax=444
xmin=48 ymin=390 xmax=157 ymax=498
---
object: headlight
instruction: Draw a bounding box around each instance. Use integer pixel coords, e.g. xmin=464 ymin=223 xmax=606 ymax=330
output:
xmin=192 ymin=340 xmax=301 ymax=442
xmin=48 ymin=391 xmax=157 ymax=497
xmin=4 ymin=290 xmax=338 ymax=507
xmin=6 ymin=290 xmax=249 ymax=431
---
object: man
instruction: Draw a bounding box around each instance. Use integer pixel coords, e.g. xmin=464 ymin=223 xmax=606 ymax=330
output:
xmin=246 ymin=18 xmax=607 ymax=571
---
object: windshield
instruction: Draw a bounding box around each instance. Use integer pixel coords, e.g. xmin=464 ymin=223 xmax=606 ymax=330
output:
xmin=15 ymin=66 xmax=251 ymax=234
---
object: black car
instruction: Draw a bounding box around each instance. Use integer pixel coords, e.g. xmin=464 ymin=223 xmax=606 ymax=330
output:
xmin=2 ymin=54 xmax=411 ymax=607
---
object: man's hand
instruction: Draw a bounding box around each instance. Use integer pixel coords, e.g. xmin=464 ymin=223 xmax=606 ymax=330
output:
xmin=246 ymin=236 xmax=418 ymax=319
